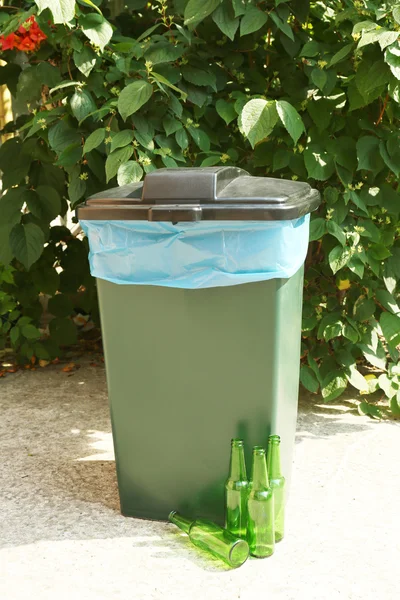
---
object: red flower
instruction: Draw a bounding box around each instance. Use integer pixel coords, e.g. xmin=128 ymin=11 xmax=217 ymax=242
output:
xmin=16 ymin=36 xmax=36 ymax=52
xmin=0 ymin=16 xmax=47 ymax=53
xmin=0 ymin=33 xmax=18 ymax=51
xmin=29 ymin=29 xmax=47 ymax=43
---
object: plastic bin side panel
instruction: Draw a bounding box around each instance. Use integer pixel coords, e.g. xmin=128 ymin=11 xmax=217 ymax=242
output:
xmin=97 ymin=270 xmax=303 ymax=523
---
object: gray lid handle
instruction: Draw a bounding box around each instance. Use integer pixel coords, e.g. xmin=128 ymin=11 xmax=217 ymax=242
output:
xmin=141 ymin=166 xmax=249 ymax=204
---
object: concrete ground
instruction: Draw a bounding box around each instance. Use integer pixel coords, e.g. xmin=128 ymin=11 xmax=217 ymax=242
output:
xmin=1 ymin=356 xmax=399 ymax=600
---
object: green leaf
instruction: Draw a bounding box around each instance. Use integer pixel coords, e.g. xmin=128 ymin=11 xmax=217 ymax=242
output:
xmin=356 ymin=60 xmax=390 ymax=101
xmin=79 ymin=13 xmax=113 ymax=51
xmin=176 ymin=128 xmax=189 ymax=150
xmin=110 ymin=130 xmax=134 ymax=152
xmin=201 ymin=156 xmax=222 ymax=167
xmin=385 ymin=44 xmax=400 ymax=79
xmin=343 ymin=362 xmax=369 ymax=392
xmin=0 ymin=188 xmax=24 ymax=228
xmin=369 ymin=243 xmax=391 ymax=261
xmin=376 ymin=289 xmax=400 ymax=315
xmin=31 ymin=267 xmax=59 ymax=296
xmin=343 ymin=323 xmax=359 ymax=343
xmin=327 ymin=220 xmax=346 ymax=246
xmin=324 ymin=185 xmax=339 ymax=205
xmin=380 ymin=140 xmax=400 ymax=178
xmin=348 ymin=257 xmax=364 ymax=279
xmin=184 ymin=0 xmax=222 ymax=28
xmin=300 ymin=365 xmax=319 ymax=393
xmin=311 ymin=68 xmax=327 ymax=91
xmin=25 ymin=187 xmax=61 ymax=223
xmin=48 ymin=121 xmax=81 ymax=153
xmin=21 ymin=324 xmax=40 ymax=340
xmin=35 ymin=0 xmax=75 ymax=24
xmin=390 ymin=393 xmax=400 ymax=417
xmin=105 ymin=147 xmax=134 ymax=182
xmin=300 ymin=40 xmax=320 ymax=57
xmin=377 ymin=30 xmax=399 ymax=50
xmin=70 ymin=89 xmax=96 ymax=122
xmin=354 ymin=297 xmax=376 ymax=322
xmin=216 ymin=99 xmax=237 ymax=125
xmin=182 ymin=66 xmax=217 ymax=91
xmin=323 ymin=319 xmax=343 ymax=342
xmin=117 ymin=80 xmax=153 ymax=121
xmin=117 ymin=161 xmax=143 ymax=186
xmin=240 ymin=99 xmax=278 ymax=148
xmin=394 ymin=7 xmax=400 ymax=25
xmin=321 ymin=371 xmax=347 ymax=402
xmin=240 ymin=5 xmax=268 ymax=36
xmin=9 ymin=223 xmax=45 ymax=270
xmin=212 ymin=2 xmax=239 ymax=41
xmin=163 ymin=116 xmax=182 ymax=136
xmin=49 ymin=317 xmax=77 ymax=346
xmin=55 ymin=144 xmax=82 ymax=168
xmin=152 ymin=73 xmax=187 ymax=99
xmin=188 ymin=127 xmax=211 ymax=152
xmin=74 ymin=46 xmax=97 ymax=78
xmin=83 ymin=129 xmax=105 ymax=154
xmin=68 ymin=175 xmax=86 ymax=207
xmin=232 ymin=0 xmax=246 ymax=17
xmin=48 ymin=294 xmax=74 ymax=318
xmin=360 ymin=342 xmax=387 ymax=371
xmin=304 ymin=144 xmax=335 ymax=180
xmin=380 ymin=312 xmax=400 ymax=350
xmin=270 ymin=10 xmax=294 ymax=41
xmin=275 ymin=100 xmax=304 ymax=144
xmin=358 ymin=401 xmax=382 ymax=419
xmin=329 ymin=245 xmax=351 ymax=274
xmin=356 ymin=136 xmax=384 ymax=174
xmin=145 ymin=43 xmax=185 ymax=65
xmin=309 ymin=217 xmax=326 ymax=241
xmin=330 ymin=43 xmax=354 ymax=66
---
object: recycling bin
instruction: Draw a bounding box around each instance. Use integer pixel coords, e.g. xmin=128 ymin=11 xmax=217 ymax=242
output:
xmin=78 ymin=167 xmax=320 ymax=523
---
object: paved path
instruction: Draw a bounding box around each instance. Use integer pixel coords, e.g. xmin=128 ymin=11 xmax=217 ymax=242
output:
xmin=1 ymin=357 xmax=399 ymax=600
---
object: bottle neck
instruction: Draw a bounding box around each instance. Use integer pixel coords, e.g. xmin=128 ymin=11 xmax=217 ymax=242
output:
xmin=251 ymin=449 xmax=269 ymax=489
xmin=168 ymin=511 xmax=192 ymax=534
xmin=229 ymin=442 xmax=247 ymax=481
xmin=267 ymin=440 xmax=282 ymax=478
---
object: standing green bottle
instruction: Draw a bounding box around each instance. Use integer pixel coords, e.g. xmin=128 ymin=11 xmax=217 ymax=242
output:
xmin=247 ymin=446 xmax=274 ymax=558
xmin=169 ymin=511 xmax=249 ymax=568
xmin=225 ymin=438 xmax=248 ymax=539
xmin=267 ymin=434 xmax=286 ymax=542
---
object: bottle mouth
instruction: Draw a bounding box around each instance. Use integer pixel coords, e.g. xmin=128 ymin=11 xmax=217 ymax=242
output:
xmin=269 ymin=435 xmax=281 ymax=443
xmin=231 ymin=438 xmax=244 ymax=446
xmin=229 ymin=539 xmax=249 ymax=568
xmin=252 ymin=446 xmax=266 ymax=454
xmin=168 ymin=510 xmax=177 ymax=521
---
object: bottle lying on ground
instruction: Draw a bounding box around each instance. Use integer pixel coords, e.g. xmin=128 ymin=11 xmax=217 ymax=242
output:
xmin=267 ymin=434 xmax=286 ymax=542
xmin=225 ymin=438 xmax=249 ymax=539
xmin=247 ymin=446 xmax=274 ymax=558
xmin=169 ymin=511 xmax=249 ymax=568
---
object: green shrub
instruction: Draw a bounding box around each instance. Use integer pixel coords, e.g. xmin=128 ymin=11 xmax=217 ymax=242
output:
xmin=1 ymin=0 xmax=400 ymax=415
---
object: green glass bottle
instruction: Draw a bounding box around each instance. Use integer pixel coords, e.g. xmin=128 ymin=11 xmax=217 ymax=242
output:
xmin=267 ymin=434 xmax=286 ymax=542
xmin=225 ymin=438 xmax=249 ymax=539
xmin=169 ymin=511 xmax=249 ymax=568
xmin=247 ymin=446 xmax=274 ymax=558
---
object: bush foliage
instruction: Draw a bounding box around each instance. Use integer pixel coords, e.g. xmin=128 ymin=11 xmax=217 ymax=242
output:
xmin=1 ymin=0 xmax=400 ymax=414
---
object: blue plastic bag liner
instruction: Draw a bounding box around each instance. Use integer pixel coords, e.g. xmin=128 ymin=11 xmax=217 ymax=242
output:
xmin=80 ymin=216 xmax=310 ymax=289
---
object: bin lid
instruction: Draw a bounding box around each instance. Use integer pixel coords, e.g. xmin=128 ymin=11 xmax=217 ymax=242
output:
xmin=78 ymin=167 xmax=320 ymax=222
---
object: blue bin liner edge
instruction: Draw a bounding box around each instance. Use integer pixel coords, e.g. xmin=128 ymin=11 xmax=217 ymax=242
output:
xmin=80 ymin=216 xmax=310 ymax=289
